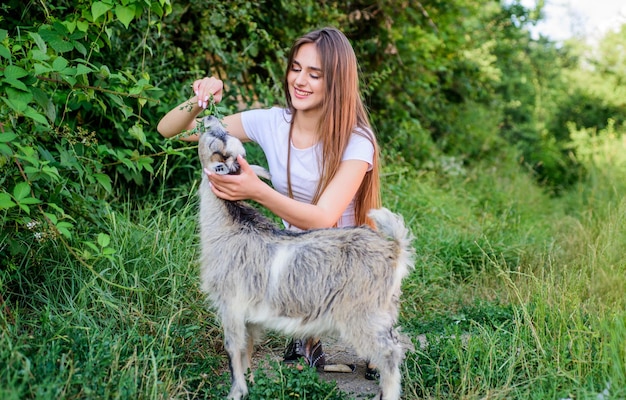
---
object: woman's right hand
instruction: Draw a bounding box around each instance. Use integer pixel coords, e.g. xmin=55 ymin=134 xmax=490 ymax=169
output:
xmin=193 ymin=77 xmax=224 ymax=109
xmin=157 ymin=76 xmax=226 ymax=140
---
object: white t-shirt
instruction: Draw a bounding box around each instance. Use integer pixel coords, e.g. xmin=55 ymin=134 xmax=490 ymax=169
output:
xmin=240 ymin=107 xmax=374 ymax=228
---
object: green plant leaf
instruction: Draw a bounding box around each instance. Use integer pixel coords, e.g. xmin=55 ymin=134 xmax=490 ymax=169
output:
xmin=24 ymin=107 xmax=49 ymax=125
xmin=32 ymin=50 xmax=50 ymax=62
xmin=83 ymin=241 xmax=99 ymax=252
xmin=56 ymin=221 xmax=73 ymax=239
xmin=48 ymin=39 xmax=74 ymax=53
xmin=52 ymin=56 xmax=69 ymax=72
xmin=0 ymin=192 xmax=17 ymax=210
xmin=128 ymin=124 xmax=147 ymax=144
xmin=92 ymin=2 xmax=112 ymax=22
xmin=28 ymin=32 xmax=47 ymax=52
xmin=6 ymin=88 xmax=33 ymax=107
xmin=4 ymin=65 xmax=29 ymax=80
xmin=19 ymin=197 xmax=42 ymax=205
xmin=94 ymin=173 xmax=112 ymax=193
xmin=97 ymin=232 xmax=111 ymax=248
xmin=2 ymin=96 xmax=27 ymax=113
xmin=0 ymin=143 xmax=13 ymax=155
xmin=82 ymin=249 xmax=93 ymax=259
xmin=62 ymin=19 xmax=77 ymax=34
xmin=34 ymin=62 xmax=53 ymax=75
xmin=115 ymin=4 xmax=136 ymax=29
xmin=72 ymin=40 xmax=87 ymax=55
xmin=3 ymin=78 xmax=28 ymax=92
xmin=75 ymin=63 xmax=93 ymax=76
xmin=62 ymin=75 xmax=77 ymax=86
xmin=44 ymin=212 xmax=58 ymax=224
xmin=77 ymin=20 xmax=89 ymax=32
xmin=137 ymin=157 xmax=154 ymax=173
xmin=23 ymin=166 xmax=39 ymax=175
xmin=40 ymin=165 xmax=61 ymax=181
xmin=13 ymin=182 xmax=31 ymax=201
xmin=0 ymin=44 xmax=10 ymax=60
xmin=0 ymin=132 xmax=17 ymax=143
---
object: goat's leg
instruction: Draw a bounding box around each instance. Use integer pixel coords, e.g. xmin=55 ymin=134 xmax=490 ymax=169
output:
xmin=344 ymin=320 xmax=404 ymax=400
xmin=244 ymin=323 xmax=263 ymax=384
xmin=376 ymin=357 xmax=402 ymax=400
xmin=367 ymin=329 xmax=404 ymax=400
xmin=223 ymin=318 xmax=249 ymax=400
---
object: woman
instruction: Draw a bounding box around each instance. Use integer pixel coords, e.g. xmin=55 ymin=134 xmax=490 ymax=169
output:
xmin=157 ymin=27 xmax=381 ymax=379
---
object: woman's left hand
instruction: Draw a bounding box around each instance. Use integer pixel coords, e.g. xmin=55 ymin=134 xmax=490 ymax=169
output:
xmin=205 ymin=155 xmax=266 ymax=201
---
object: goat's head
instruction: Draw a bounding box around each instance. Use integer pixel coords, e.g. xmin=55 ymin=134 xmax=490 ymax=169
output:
xmin=198 ymin=116 xmax=246 ymax=175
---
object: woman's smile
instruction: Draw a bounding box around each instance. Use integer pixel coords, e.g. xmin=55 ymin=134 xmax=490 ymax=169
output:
xmin=294 ymin=87 xmax=312 ymax=98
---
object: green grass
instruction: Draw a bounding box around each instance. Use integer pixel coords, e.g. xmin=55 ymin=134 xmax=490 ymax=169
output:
xmin=1 ymin=191 xmax=229 ymax=399
xmin=386 ymin=126 xmax=626 ymax=398
xmin=2 ymin=129 xmax=625 ymax=399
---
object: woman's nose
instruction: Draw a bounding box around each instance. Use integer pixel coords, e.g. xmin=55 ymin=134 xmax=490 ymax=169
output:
xmin=294 ymin=71 xmax=306 ymax=86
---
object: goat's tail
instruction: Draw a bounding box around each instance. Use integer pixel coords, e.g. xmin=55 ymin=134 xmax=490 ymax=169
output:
xmin=368 ymin=208 xmax=415 ymax=282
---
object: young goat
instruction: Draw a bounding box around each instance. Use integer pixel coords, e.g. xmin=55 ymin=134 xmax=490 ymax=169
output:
xmin=197 ymin=116 xmax=415 ymax=400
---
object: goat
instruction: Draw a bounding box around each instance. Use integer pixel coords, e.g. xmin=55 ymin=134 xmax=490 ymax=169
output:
xmin=197 ymin=115 xmax=415 ymax=400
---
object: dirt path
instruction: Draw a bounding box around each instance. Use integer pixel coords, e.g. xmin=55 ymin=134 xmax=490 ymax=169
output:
xmin=252 ymin=335 xmax=427 ymax=399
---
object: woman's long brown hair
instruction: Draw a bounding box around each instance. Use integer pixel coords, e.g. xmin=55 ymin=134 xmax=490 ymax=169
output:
xmin=283 ymin=27 xmax=381 ymax=228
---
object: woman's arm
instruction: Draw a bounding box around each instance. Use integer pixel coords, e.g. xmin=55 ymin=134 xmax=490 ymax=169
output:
xmin=208 ymin=157 xmax=369 ymax=229
xmin=156 ymin=94 xmax=204 ymax=141
xmin=157 ymin=77 xmax=224 ymax=139
xmin=157 ymin=77 xmax=249 ymax=142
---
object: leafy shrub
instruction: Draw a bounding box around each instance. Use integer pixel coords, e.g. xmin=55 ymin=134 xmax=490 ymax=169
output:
xmin=0 ymin=0 xmax=173 ymax=274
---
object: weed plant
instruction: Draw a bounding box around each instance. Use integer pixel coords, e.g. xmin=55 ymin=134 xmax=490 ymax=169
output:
xmin=247 ymin=358 xmax=345 ymax=400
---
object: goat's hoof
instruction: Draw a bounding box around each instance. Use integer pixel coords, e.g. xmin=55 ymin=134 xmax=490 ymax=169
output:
xmin=365 ymin=365 xmax=380 ymax=381
xmin=227 ymin=386 xmax=248 ymax=400
xmin=227 ymin=393 xmax=244 ymax=400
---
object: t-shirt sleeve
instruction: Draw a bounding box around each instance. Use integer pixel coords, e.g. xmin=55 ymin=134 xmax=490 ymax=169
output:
xmin=343 ymin=131 xmax=375 ymax=171
xmin=240 ymin=107 xmax=287 ymax=148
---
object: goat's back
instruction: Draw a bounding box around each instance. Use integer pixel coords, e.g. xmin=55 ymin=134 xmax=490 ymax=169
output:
xmin=199 ymin=198 xmax=413 ymax=336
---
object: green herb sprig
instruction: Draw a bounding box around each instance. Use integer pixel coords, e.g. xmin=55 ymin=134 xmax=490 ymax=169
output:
xmin=172 ymin=94 xmax=227 ymax=139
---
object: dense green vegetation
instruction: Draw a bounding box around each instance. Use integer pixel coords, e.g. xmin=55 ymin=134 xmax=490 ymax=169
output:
xmin=1 ymin=0 xmax=625 ymax=398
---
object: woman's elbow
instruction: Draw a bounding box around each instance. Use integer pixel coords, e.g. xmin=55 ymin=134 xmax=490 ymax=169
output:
xmin=310 ymin=213 xmax=341 ymax=230
xmin=156 ymin=120 xmax=171 ymax=138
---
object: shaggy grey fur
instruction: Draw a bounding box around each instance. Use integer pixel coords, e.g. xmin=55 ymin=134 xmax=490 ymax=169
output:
xmin=197 ymin=116 xmax=415 ymax=400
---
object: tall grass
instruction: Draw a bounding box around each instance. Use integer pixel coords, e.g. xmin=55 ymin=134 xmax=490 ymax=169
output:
xmin=2 ymin=126 xmax=625 ymax=398
xmin=1 ymin=186 xmax=230 ymax=399
xmin=396 ymin=124 xmax=626 ymax=398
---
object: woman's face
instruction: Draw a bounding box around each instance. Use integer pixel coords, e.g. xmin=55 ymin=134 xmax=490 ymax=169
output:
xmin=287 ymin=43 xmax=325 ymax=113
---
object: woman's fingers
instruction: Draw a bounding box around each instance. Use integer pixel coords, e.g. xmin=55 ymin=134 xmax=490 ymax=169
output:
xmin=205 ymin=156 xmax=264 ymax=201
xmin=193 ymin=77 xmax=224 ymax=108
